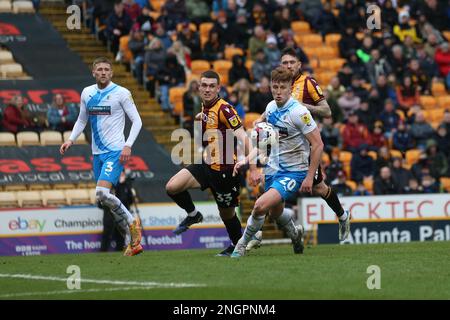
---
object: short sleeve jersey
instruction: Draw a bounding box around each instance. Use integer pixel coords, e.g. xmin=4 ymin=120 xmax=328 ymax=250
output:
xmin=291 ymin=74 xmax=325 ymax=105
xmin=201 ymin=96 xmax=242 ymax=171
xmin=265 ymin=97 xmax=317 ymax=175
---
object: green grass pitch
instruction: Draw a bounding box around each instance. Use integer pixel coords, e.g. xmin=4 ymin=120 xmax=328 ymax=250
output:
xmin=1 ymin=241 xmax=449 ymax=300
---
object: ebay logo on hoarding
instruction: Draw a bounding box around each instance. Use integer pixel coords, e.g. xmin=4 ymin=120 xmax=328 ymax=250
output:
xmin=8 ymin=217 xmax=46 ymax=232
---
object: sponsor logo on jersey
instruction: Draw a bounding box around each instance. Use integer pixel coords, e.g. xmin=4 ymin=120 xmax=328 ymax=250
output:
xmin=300 ymin=112 xmax=312 ymax=126
xmin=88 ymin=105 xmax=111 ymax=115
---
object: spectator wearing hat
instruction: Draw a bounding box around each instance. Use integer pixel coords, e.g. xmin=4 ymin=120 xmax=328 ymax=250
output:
xmin=396 ymin=75 xmax=420 ymax=114
xmin=374 ymin=166 xmax=400 ymax=195
xmin=337 ymin=87 xmax=361 ymax=120
xmin=390 ymin=157 xmax=413 ymax=192
xmin=393 ymin=121 xmax=414 ymax=153
xmin=409 ymin=111 xmax=435 ymax=149
xmin=264 ymin=35 xmax=280 ymax=68
xmin=350 ymin=144 xmax=375 ymax=182
xmin=411 ymin=152 xmax=431 ymax=183
xmin=341 ymin=111 xmax=369 ymax=153
xmin=426 ymin=139 xmax=448 ymax=180
xmin=379 ymin=98 xmax=400 ymax=138
xmin=330 ymin=170 xmax=353 ymax=197
xmin=393 ymin=10 xmax=421 ymax=43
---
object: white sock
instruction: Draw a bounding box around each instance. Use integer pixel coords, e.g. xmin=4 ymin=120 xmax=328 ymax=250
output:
xmin=339 ymin=210 xmax=348 ymax=221
xmin=276 ymin=209 xmax=298 ymax=240
xmin=96 ymin=186 xmax=134 ymax=225
xmin=239 ymin=213 xmax=265 ymax=246
xmin=187 ymin=209 xmax=198 ymax=217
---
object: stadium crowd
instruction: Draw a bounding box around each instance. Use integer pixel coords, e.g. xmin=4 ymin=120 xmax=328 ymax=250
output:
xmin=2 ymin=0 xmax=450 ymax=196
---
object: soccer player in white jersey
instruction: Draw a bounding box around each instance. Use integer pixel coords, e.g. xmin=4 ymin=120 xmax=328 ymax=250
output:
xmin=231 ymin=67 xmax=324 ymax=258
xmin=60 ymin=57 xmax=143 ymax=256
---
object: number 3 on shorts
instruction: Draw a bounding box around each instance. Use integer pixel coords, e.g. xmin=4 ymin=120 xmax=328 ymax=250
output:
xmin=279 ymin=177 xmax=296 ymax=191
xmin=105 ymin=161 xmax=114 ymax=173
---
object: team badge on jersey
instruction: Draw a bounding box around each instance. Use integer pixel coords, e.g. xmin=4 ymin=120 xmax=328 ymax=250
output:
xmin=300 ymin=112 xmax=312 ymax=126
xmin=229 ymin=115 xmax=239 ymax=128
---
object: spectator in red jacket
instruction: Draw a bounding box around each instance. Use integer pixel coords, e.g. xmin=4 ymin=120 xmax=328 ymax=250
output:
xmin=434 ymin=42 xmax=450 ymax=87
xmin=341 ymin=111 xmax=369 ymax=153
xmin=1 ymin=94 xmax=33 ymax=134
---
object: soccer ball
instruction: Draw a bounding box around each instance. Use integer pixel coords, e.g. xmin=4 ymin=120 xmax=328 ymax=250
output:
xmin=251 ymin=122 xmax=278 ymax=149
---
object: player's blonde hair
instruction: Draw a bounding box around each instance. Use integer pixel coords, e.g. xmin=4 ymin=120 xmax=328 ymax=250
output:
xmin=92 ymin=57 xmax=112 ymax=70
xmin=271 ymin=66 xmax=293 ymax=84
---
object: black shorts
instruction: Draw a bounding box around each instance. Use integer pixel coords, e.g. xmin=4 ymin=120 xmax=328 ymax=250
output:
xmin=186 ymin=164 xmax=240 ymax=208
xmin=313 ymin=164 xmax=324 ymax=186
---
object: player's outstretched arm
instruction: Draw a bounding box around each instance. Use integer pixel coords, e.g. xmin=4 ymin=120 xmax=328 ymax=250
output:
xmin=301 ymin=128 xmax=324 ymax=194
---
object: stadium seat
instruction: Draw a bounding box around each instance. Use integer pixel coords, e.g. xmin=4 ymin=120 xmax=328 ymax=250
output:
xmin=325 ymin=33 xmax=342 ymax=48
xmin=315 ymin=71 xmax=335 ymax=86
xmin=339 ymin=151 xmax=352 ymax=165
xmin=405 ymin=149 xmax=421 ymax=166
xmin=63 ymin=131 xmax=87 ymax=144
xmin=0 ymin=1 xmax=12 ymax=13
xmin=190 ymin=60 xmax=210 ymax=74
xmin=150 ymin=0 xmax=164 ymax=11
xmin=16 ymin=131 xmax=40 ymax=146
xmin=390 ymin=149 xmax=403 ymax=159
xmin=431 ymin=82 xmax=447 ymax=97
xmin=88 ymin=188 xmax=97 ymax=205
xmin=346 ymin=180 xmax=357 ymax=191
xmin=319 ymin=58 xmax=346 ymax=72
xmin=321 ymin=152 xmax=330 ymax=166
xmin=65 ymin=189 xmax=91 ymax=205
xmin=199 ymin=22 xmax=214 ymax=38
xmin=429 ymin=108 xmax=445 ymax=122
xmin=363 ymin=177 xmax=373 ymax=193
xmin=212 ymin=59 xmax=233 ymax=75
xmin=0 ymin=132 xmax=16 ymax=146
xmin=16 ymin=191 xmax=42 ymax=208
xmin=419 ymin=95 xmax=437 ymax=109
xmin=29 ymin=184 xmax=52 ymax=191
xmin=41 ymin=190 xmax=67 ymax=207
xmin=40 ymin=131 xmax=63 ymax=146
xmin=225 ymin=47 xmax=244 ymax=60
xmin=4 ymin=184 xmax=27 ymax=191
xmin=0 ymin=50 xmax=13 ymax=63
xmin=53 ymin=183 xmax=77 ymax=190
xmin=290 ymin=21 xmax=311 ymax=34
xmin=169 ymin=87 xmax=186 ymax=111
xmin=443 ymin=31 xmax=450 ymax=42
xmin=119 ymin=36 xmax=133 ymax=64
xmin=0 ymin=63 xmax=23 ymax=78
xmin=437 ymin=96 xmax=450 ymax=109
xmin=176 ymin=22 xmax=197 ymax=32
xmin=440 ymin=177 xmax=450 ymax=192
xmin=12 ymin=0 xmax=35 ymax=13
xmin=0 ymin=192 xmax=18 ymax=208
xmin=316 ymin=46 xmax=339 ymax=59
xmin=368 ymin=151 xmax=377 ymax=160
xmin=343 ymin=164 xmax=351 ymax=179
xmin=244 ymin=112 xmax=261 ymax=129
xmin=297 ymin=34 xmax=322 ymax=47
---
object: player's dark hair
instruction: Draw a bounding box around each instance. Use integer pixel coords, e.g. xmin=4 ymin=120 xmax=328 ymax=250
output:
xmin=200 ymin=70 xmax=220 ymax=84
xmin=92 ymin=57 xmax=113 ymax=70
xmin=281 ymin=47 xmax=299 ymax=61
xmin=271 ymin=66 xmax=293 ymax=83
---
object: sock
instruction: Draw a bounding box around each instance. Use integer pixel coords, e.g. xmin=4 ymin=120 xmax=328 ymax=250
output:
xmin=321 ymin=186 xmax=345 ymax=218
xmin=339 ymin=211 xmax=348 ymax=221
xmin=187 ymin=209 xmax=198 ymax=217
xmin=222 ymin=213 xmax=242 ymax=246
xmin=96 ymin=186 xmax=134 ymax=225
xmin=107 ymin=207 xmax=131 ymax=243
xmin=239 ymin=213 xmax=265 ymax=246
xmin=276 ymin=209 xmax=298 ymax=240
xmin=167 ymin=190 xmax=196 ymax=214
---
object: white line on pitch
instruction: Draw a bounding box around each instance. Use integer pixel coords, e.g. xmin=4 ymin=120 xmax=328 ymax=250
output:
xmin=0 ymin=286 xmax=168 ymax=298
xmin=0 ymin=273 xmax=205 ymax=288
